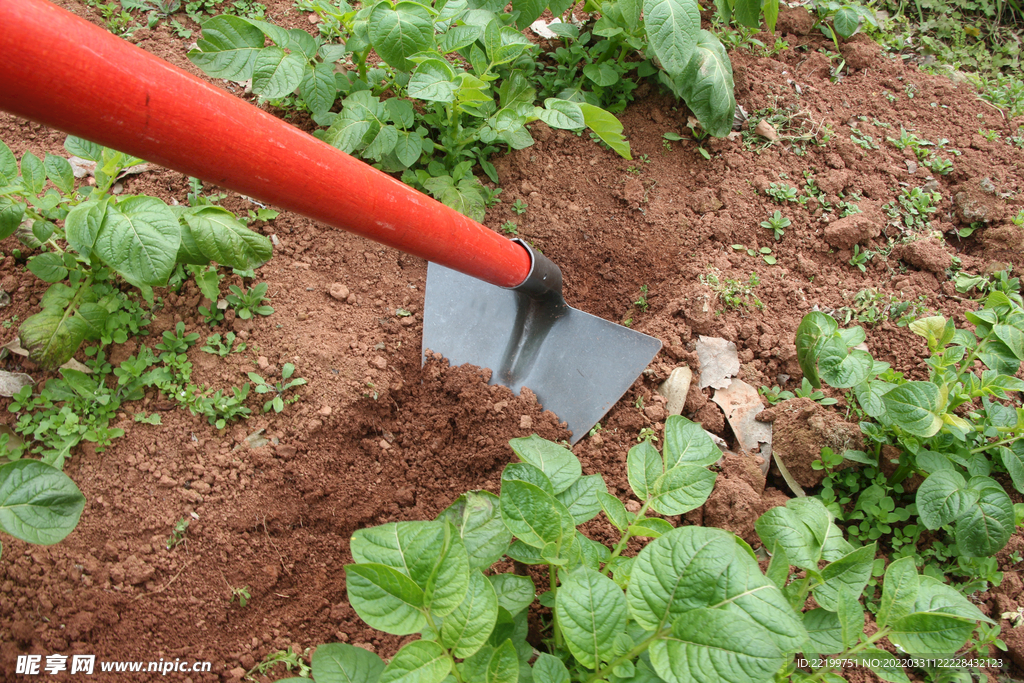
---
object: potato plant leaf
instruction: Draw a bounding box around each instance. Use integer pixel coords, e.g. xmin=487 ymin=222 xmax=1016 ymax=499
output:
xmin=555 ymin=474 xmax=607 ymax=524
xmin=369 ymin=2 xmax=435 ymax=72
xmin=187 ymin=15 xmax=265 ymax=80
xmin=441 ymin=570 xmax=499 ymax=658
xmin=578 ymin=103 xmax=632 ymax=159
xmin=555 ymin=567 xmax=627 ymax=668
xmin=380 ymin=640 xmax=451 ymax=683
xmin=488 ymin=573 xmax=535 ymax=615
xmin=880 ymin=381 xmax=943 ymax=437
xmin=251 ymin=46 xmax=306 ymax=99
xmin=648 ymin=465 xmax=716 ymax=516
xmin=300 ymin=62 xmax=339 ymax=117
xmin=184 ymin=206 xmax=272 ymax=270
xmin=95 ymin=196 xmax=180 ymax=288
xmin=663 ymin=414 xmax=720 ymax=467
xmin=642 ymin=0 xmax=699 ymax=76
xmin=438 ymin=491 xmax=512 ymax=570
xmin=311 ymin=643 xmax=385 ymax=683
xmin=812 ymin=543 xmax=876 ymax=612
xmin=916 ymin=470 xmax=972 ymax=530
xmin=0 ymin=460 xmax=85 ymax=545
xmin=509 ymin=434 xmax=581 ymax=494
xmin=0 ymin=198 xmax=25 ymax=240
xmin=795 ymin=312 xmax=838 ymax=389
xmin=955 ymin=476 xmax=1013 ymax=557
xmin=876 ymin=556 xmax=919 ymax=628
xmin=345 ymin=562 xmax=427 ymax=635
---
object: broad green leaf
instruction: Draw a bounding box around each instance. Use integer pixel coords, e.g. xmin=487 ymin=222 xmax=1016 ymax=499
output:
xmin=185 ymin=206 xmax=273 ymax=270
xmin=794 ymin=312 xmax=838 ymax=389
xmin=176 ymin=218 xmax=210 ymax=265
xmin=649 ymin=607 xmax=784 ymax=683
xmin=508 ymin=435 xmax=581 ymax=494
xmin=642 ymin=0 xmax=699 ymax=75
xmin=881 ymin=382 xmax=943 ymax=437
xmin=955 ymin=476 xmax=1014 ymax=557
xmin=812 ymin=543 xmax=875 ymax=612
xmin=421 ymin=174 xmax=486 ymax=222
xmin=583 ymin=62 xmax=620 ymax=87
xmin=393 ymin=130 xmax=424 ymax=168
xmin=311 ymin=643 xmax=385 ymax=683
xmin=648 ymin=466 xmax=716 ymax=516
xmin=765 ymin=542 xmax=789 ymax=590
xmin=20 ymin=152 xmax=45 ymax=194
xmin=537 ymin=99 xmax=585 ymax=130
xmin=502 ymin=462 xmax=555 ymax=495
xmin=364 ymin=124 xmax=400 ymax=161
xmin=385 ymin=99 xmax=415 ymax=128
xmin=916 ymin=470 xmax=972 ymax=530
xmin=1000 ymin=446 xmax=1024 ymax=494
xmin=578 ymin=103 xmax=631 ymax=160
xmin=0 ymin=198 xmax=25 ymax=240
xmin=912 ymin=575 xmax=992 ymax=624
xmin=556 ymin=567 xmax=627 ymax=668
xmin=835 ymin=585 xmax=862 ymax=649
xmin=28 ymin=253 xmax=69 ymax=283
xmin=369 ymin=2 xmax=434 ymax=72
xmin=755 ymin=498 xmax=831 ymax=570
xmin=511 ymin=0 xmax=545 ymax=27
xmin=876 ymin=556 xmax=919 ymax=629
xmin=664 ymin=415 xmax=721 ymax=468
xmin=439 ymin=491 xmax=511 ymax=570
xmin=486 ymin=639 xmax=518 ymax=683
xmin=95 ymin=196 xmax=180 ymax=287
xmin=556 ymin=474 xmax=607 ymax=524
xmin=345 ymin=562 xmax=426 ymax=635
xmin=63 ymin=136 xmax=102 ymax=162
xmin=832 ymin=7 xmax=860 ymax=38
xmin=733 ymin=0 xmax=762 ymax=27
xmin=818 ymin=343 xmax=873 ymax=389
xmin=441 ymin=570 xmax=499 ymax=658
xmin=300 ymin=62 xmax=339 ymax=117
xmin=64 ymin=198 xmax=108 ymax=259
xmin=251 ymin=46 xmax=305 ymax=99
xmin=598 ymin=491 xmax=631 ymax=531
xmin=188 ymin=15 xmax=265 ymax=80
xmin=627 ymin=440 xmax=663 ymax=501
xmin=531 ymin=654 xmax=569 ymax=683
xmin=76 ymin=303 xmax=108 ymax=341
xmin=629 ymin=517 xmax=675 ymax=539
xmin=888 ymin=612 xmax=975 ymax=655
xmin=669 ymin=30 xmax=735 ymax=139
xmin=802 ymin=608 xmax=843 ymax=655
xmin=488 ymin=574 xmax=534 ymax=615
xmin=409 ymin=58 xmax=457 ymax=103
xmin=0 ymin=460 xmax=85 ymax=545
xmin=994 ymin=323 xmax=1024 ymax=360
xmin=19 ymin=304 xmax=91 ymax=370
xmin=0 ymin=140 xmax=16 ymax=183
xmin=438 ymin=24 xmax=483 ymax=53
xmin=192 ymin=267 xmax=221 ymax=303
xmin=499 ymin=480 xmax=574 ymax=549
xmin=505 ymin=540 xmax=546 ymax=565
xmin=628 ymin=526 xmax=805 ymax=653
xmin=853 ymin=380 xmax=894 ymax=419
xmin=380 ymin=640 xmax=451 ymax=683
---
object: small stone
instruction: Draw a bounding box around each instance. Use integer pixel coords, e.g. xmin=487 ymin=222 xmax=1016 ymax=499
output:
xmin=239 ymin=655 xmax=256 ymax=671
xmin=307 ymin=12 xmax=319 ymax=23
xmin=644 ymin=404 xmax=666 ymax=422
xmin=625 ymin=500 xmax=642 ymax=513
xmin=297 ymin=311 xmax=308 ymax=321
xmin=493 ymin=401 xmax=508 ymax=413
xmin=329 ymin=283 xmax=350 ymax=301
xmin=227 ymin=667 xmax=247 ymax=681
xmin=379 ymin=439 xmax=390 ymax=450
xmin=257 ymin=356 xmax=270 ymax=370
xmin=319 ymin=405 xmax=332 ymax=417
xmin=658 ymin=366 xmax=693 ymax=416
xmin=395 ymin=487 xmax=416 ymax=507
xmin=371 ymin=356 xmax=387 ymax=370
xmin=275 ymin=444 xmax=297 ymax=460
xmin=520 ymin=415 xmax=533 ymax=430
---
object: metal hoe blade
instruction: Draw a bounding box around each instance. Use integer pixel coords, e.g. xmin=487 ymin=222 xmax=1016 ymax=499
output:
xmin=422 ymin=241 xmax=662 ymax=443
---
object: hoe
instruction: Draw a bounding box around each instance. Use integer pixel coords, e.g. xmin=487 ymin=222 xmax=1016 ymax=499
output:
xmin=0 ymin=0 xmax=661 ymax=442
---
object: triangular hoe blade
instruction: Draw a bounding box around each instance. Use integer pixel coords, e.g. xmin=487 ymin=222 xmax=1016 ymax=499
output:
xmin=423 ymin=263 xmax=662 ymax=443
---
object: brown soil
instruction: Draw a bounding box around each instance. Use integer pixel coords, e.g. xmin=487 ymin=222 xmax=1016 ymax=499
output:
xmin=2 ymin=0 xmax=1024 ymax=681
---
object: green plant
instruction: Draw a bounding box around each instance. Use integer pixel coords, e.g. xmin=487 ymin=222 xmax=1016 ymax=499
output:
xmin=849 ymin=244 xmax=873 ymax=272
xmin=511 ymin=199 xmax=528 ymax=215
xmin=225 ymin=282 xmax=274 ymax=319
xmin=834 ymin=288 xmax=931 ymax=328
xmin=760 ymin=210 xmax=791 ymax=241
xmin=0 ymin=137 xmax=271 ymax=370
xmin=499 ymin=221 xmax=518 ymax=235
xmin=733 ymin=243 xmax=776 ymax=265
xmin=766 ymin=181 xmax=800 ymax=203
xmin=245 ymin=648 xmax=310 ymax=681
xmin=201 ymin=331 xmax=246 ymax=356
xmin=297 ymin=431 xmax=992 ymax=683
xmin=884 ymin=187 xmax=942 ymax=230
xmin=166 ymin=517 xmax=189 ymax=549
xmin=850 ymin=130 xmax=878 ymax=149
xmin=759 ymin=384 xmax=795 ymax=405
xmin=248 ymin=362 xmax=307 ymax=413
xmin=700 ymin=269 xmax=764 ymax=311
xmin=0 ymin=460 xmax=85 ymax=559
xmin=793 ymin=376 xmax=839 ymax=405
xmin=231 ymin=585 xmax=251 ymax=607
xmin=633 ymin=284 xmax=649 ymax=312
xmin=795 ymin=293 xmax=1024 ymax=559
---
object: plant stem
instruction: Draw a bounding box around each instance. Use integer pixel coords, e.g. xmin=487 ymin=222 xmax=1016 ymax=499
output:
xmin=602 ymin=499 xmax=651 ymax=577
xmin=584 ymin=628 xmax=668 ymax=683
xmin=549 ymin=565 xmax=563 ymax=649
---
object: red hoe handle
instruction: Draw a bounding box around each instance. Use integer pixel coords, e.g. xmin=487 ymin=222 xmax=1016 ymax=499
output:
xmin=0 ymin=0 xmax=533 ymax=288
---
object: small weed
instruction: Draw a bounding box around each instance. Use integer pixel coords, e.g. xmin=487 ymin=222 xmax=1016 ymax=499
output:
xmin=978 ymin=129 xmax=1000 ymax=142
xmin=700 ymin=268 xmax=764 ymax=312
xmin=637 ymin=426 xmax=658 ymax=442
xmin=832 ymin=288 xmax=931 ymax=327
xmin=760 ymin=210 xmax=791 ymax=241
xmin=245 ymin=649 xmax=310 ymax=682
xmin=849 ymin=244 xmax=873 ymax=272
xmin=793 ymin=377 xmax=838 ymax=405
xmin=884 ymin=187 xmax=941 ymax=230
xmin=766 ymin=182 xmax=799 ymax=203
xmin=500 ymin=221 xmax=518 ymax=235
xmin=759 ymin=385 xmax=795 ymax=405
xmin=248 ymin=363 xmax=307 ymax=413
xmin=634 ymin=284 xmax=650 ymax=312
xmin=850 ymin=131 xmax=878 ymax=149
xmin=166 ymin=517 xmax=189 ymax=550
xmin=201 ymin=332 xmax=246 ymax=357
xmin=511 ymin=199 xmax=528 ymax=215
xmin=811 ymin=446 xmax=845 ymax=472
xmin=231 ymin=585 xmax=251 ymax=607
xmin=226 ymin=282 xmax=274 ymax=320
xmin=732 ymin=244 xmax=776 ymax=265
xmin=2 ymin=315 xmax=19 ymax=330
xmin=588 ymin=422 xmax=603 ymax=437
xmin=134 ymin=412 xmax=162 ymax=425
